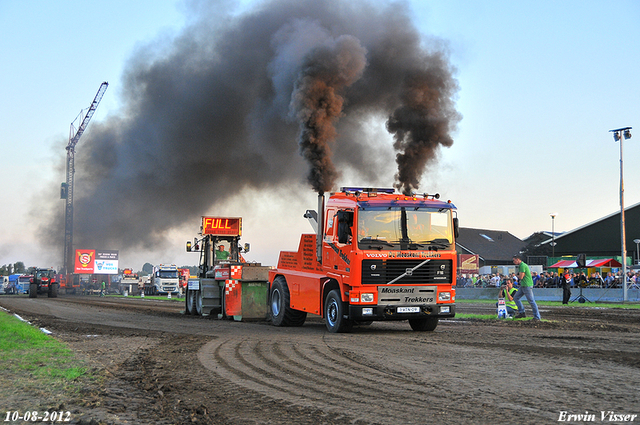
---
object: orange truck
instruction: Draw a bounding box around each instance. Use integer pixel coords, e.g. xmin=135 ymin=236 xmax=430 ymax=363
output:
xmin=269 ymin=187 xmax=458 ymax=333
xmin=58 ymin=273 xmax=82 ymax=294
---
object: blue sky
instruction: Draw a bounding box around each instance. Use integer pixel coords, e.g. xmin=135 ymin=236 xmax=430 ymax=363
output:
xmin=1 ymin=0 xmax=639 ymax=270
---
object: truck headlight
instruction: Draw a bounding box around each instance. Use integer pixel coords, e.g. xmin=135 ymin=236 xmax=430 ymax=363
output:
xmin=440 ymin=306 xmax=450 ymax=314
xmin=439 ymin=292 xmax=451 ymax=301
xmin=362 ymin=308 xmax=373 ymax=315
xmin=361 ymin=293 xmax=374 ymax=303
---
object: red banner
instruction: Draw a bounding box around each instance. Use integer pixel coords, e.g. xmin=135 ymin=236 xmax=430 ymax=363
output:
xmin=75 ymin=249 xmax=95 ymax=274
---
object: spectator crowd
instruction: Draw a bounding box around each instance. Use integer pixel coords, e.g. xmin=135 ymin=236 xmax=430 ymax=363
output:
xmin=457 ymin=270 xmax=640 ymax=289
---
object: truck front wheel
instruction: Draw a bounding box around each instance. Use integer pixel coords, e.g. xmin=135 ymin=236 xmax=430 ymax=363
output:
xmin=270 ymin=277 xmax=306 ymax=327
xmin=325 ymin=290 xmax=352 ymax=333
xmin=409 ymin=317 xmax=438 ymax=331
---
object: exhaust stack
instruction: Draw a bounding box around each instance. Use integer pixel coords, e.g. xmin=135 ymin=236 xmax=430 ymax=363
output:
xmin=317 ymin=192 xmax=325 ymax=264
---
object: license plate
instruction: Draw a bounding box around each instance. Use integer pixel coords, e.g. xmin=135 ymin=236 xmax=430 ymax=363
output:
xmin=397 ymin=306 xmax=420 ymax=313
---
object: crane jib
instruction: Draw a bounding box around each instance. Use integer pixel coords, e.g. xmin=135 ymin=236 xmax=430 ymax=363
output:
xmin=62 ymin=81 xmax=109 ymax=275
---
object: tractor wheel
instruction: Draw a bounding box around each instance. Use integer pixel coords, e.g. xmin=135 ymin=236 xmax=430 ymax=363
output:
xmin=409 ymin=317 xmax=439 ymax=331
xmin=324 ymin=289 xmax=352 ymax=333
xmin=29 ymin=283 xmax=38 ymax=298
xmin=186 ymin=289 xmax=197 ymax=315
xmin=195 ymin=290 xmax=203 ymax=315
xmin=269 ymin=276 xmax=306 ymax=327
xmin=48 ymin=284 xmax=59 ymax=298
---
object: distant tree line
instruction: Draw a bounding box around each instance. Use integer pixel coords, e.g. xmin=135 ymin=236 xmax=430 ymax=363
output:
xmin=0 ymin=262 xmax=26 ymax=275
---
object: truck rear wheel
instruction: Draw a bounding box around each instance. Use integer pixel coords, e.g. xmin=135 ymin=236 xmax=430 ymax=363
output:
xmin=409 ymin=317 xmax=438 ymax=331
xmin=29 ymin=283 xmax=38 ymax=298
xmin=270 ymin=277 xmax=306 ymax=327
xmin=325 ymin=289 xmax=352 ymax=333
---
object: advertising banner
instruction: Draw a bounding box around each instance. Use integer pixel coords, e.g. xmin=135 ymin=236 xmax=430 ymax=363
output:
xmin=459 ymin=254 xmax=479 ymax=274
xmin=75 ymin=249 xmax=95 ymax=274
xmin=95 ymin=250 xmax=119 ymax=274
xmin=74 ymin=249 xmax=119 ymax=274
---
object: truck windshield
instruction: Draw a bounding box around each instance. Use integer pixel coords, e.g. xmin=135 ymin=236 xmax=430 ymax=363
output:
xmin=159 ymin=271 xmax=178 ymax=279
xmin=357 ymin=206 xmax=453 ymax=250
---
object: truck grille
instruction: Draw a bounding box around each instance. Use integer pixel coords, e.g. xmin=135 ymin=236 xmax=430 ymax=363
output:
xmin=361 ymin=259 xmax=453 ymax=285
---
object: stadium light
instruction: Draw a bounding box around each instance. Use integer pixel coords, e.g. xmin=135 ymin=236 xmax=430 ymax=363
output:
xmin=610 ymin=127 xmax=632 ymax=301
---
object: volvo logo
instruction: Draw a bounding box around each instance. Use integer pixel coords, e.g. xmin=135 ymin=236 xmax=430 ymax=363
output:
xmin=370 ymin=264 xmax=377 ymax=270
xmin=440 ymin=264 xmax=446 ymax=270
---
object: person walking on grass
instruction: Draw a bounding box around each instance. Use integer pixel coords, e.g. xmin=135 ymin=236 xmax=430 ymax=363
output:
xmin=512 ymin=255 xmax=541 ymax=321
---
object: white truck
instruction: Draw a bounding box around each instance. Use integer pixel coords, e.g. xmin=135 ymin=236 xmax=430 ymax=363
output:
xmin=144 ymin=264 xmax=180 ymax=295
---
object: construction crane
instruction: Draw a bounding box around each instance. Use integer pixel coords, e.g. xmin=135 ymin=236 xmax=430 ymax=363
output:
xmin=61 ymin=82 xmax=108 ymax=275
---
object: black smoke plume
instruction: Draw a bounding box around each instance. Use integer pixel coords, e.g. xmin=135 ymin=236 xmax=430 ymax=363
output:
xmin=387 ymin=51 xmax=461 ymax=195
xmin=39 ymin=0 xmax=460 ymax=254
xmin=290 ymin=34 xmax=367 ymax=193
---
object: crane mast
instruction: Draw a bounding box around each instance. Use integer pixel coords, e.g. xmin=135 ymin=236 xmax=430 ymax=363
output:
xmin=61 ymin=82 xmax=108 ymax=274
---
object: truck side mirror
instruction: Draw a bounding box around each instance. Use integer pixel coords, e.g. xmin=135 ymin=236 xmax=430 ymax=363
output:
xmin=243 ymin=243 xmax=250 ymax=253
xmin=453 ymin=217 xmax=460 ymax=239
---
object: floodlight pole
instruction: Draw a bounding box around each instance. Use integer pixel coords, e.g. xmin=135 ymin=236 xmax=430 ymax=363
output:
xmin=550 ymin=213 xmax=556 ymax=258
xmin=610 ymin=127 xmax=632 ymax=302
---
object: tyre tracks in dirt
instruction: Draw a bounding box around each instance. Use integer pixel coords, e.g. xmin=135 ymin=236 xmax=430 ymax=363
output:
xmin=198 ymin=325 xmax=516 ymax=424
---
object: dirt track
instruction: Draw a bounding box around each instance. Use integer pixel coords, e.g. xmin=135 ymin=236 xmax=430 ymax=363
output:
xmin=1 ymin=295 xmax=639 ymax=425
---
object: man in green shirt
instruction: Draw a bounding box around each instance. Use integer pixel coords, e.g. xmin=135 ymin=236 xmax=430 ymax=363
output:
xmin=512 ymin=255 xmax=541 ymax=320
xmin=215 ymin=245 xmax=230 ymax=261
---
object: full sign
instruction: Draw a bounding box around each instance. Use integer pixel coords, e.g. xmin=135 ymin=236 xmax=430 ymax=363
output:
xmin=202 ymin=217 xmax=242 ymax=236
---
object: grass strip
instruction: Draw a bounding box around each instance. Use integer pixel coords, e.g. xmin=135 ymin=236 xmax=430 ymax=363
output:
xmin=454 ymin=313 xmax=541 ymax=321
xmin=0 ymin=312 xmax=86 ymax=381
xmin=104 ymin=294 xmax=184 ymax=301
xmin=0 ymin=311 xmax=92 ymax=413
xmin=454 ymin=313 xmax=498 ymax=320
